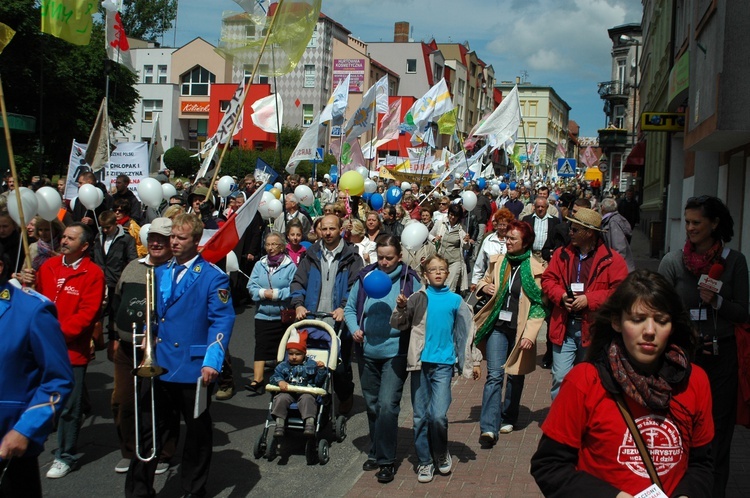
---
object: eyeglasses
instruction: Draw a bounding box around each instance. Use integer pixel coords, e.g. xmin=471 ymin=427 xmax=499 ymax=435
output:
xmin=265 ymin=242 xmax=283 ymax=247
xmin=686 ymin=195 xmax=710 ymax=205
xmin=439 ymin=202 xmax=449 ymax=205
xmin=113 ymin=207 xmax=124 ymax=212
xmin=569 ymin=226 xmax=588 ymax=234
xmin=426 ymin=268 xmax=448 ymax=274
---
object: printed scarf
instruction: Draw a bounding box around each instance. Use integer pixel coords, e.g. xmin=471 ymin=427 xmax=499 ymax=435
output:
xmin=266 ymin=252 xmax=285 ymax=268
xmin=682 ymin=238 xmax=722 ymax=277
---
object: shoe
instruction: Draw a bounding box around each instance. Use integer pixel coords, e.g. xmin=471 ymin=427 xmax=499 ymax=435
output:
xmin=114 ymin=458 xmax=130 ymax=473
xmin=245 ymin=380 xmax=266 ymax=395
xmin=362 ymin=459 xmax=378 ymax=471
xmin=417 ymin=463 xmax=434 ymax=483
xmin=215 ymin=384 xmax=234 ymax=400
xmin=338 ymin=395 xmax=353 ymax=415
xmin=500 ymin=424 xmax=514 ymax=434
xmin=438 ymin=451 xmax=453 ymax=474
xmin=303 ymin=418 xmax=316 ymax=438
xmin=479 ymin=432 xmax=497 ymax=447
xmin=274 ymin=417 xmax=285 ymax=437
xmin=542 ymin=355 xmax=552 ymax=369
xmin=155 ymin=461 xmax=169 ymax=475
xmin=376 ymin=465 xmax=395 ymax=483
xmin=46 ymin=459 xmax=74 ymax=479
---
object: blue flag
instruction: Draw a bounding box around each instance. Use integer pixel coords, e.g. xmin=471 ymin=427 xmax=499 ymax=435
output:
xmin=255 ymin=158 xmax=279 ymax=183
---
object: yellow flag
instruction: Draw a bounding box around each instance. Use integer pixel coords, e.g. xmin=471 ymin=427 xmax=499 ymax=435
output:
xmin=437 ymin=110 xmax=457 ymax=135
xmin=40 ymin=0 xmax=95 ymax=46
xmin=0 ymin=22 xmax=15 ymax=55
xmin=217 ymin=0 xmax=322 ymax=76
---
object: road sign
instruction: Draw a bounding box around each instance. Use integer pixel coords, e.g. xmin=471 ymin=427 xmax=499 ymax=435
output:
xmin=598 ymin=161 xmax=608 ymax=172
xmin=312 ymin=147 xmax=324 ymax=163
xmin=557 ymin=158 xmax=576 ymax=177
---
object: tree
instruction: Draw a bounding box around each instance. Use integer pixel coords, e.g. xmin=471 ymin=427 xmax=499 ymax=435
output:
xmin=120 ymin=0 xmax=178 ymax=41
xmin=163 ymin=146 xmax=199 ymax=178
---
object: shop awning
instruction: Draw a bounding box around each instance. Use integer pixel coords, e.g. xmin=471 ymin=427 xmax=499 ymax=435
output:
xmin=584 ymin=167 xmax=603 ymax=181
xmin=623 ymin=140 xmax=646 ymax=172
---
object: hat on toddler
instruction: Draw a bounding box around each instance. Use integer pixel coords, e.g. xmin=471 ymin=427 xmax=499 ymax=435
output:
xmin=287 ymin=328 xmax=308 ymax=353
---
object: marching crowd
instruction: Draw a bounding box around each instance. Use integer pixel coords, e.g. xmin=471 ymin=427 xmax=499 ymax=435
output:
xmin=0 ymin=167 xmax=747 ymax=498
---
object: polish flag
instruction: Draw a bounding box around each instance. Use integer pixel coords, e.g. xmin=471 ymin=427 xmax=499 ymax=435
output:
xmin=199 ymin=182 xmax=265 ymax=264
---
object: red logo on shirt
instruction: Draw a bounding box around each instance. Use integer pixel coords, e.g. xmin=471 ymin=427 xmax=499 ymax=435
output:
xmin=617 ymin=415 xmax=683 ymax=478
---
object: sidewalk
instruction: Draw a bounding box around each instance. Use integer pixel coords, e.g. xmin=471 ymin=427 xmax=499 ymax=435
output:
xmin=347 ymin=229 xmax=750 ymax=496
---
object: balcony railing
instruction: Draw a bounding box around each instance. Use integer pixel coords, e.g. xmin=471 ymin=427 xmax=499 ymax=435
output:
xmin=598 ymin=128 xmax=628 ymax=148
xmin=598 ymin=80 xmax=628 ymax=99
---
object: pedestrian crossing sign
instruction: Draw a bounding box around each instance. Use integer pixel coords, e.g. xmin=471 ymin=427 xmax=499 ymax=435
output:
xmin=557 ymin=158 xmax=577 ymax=177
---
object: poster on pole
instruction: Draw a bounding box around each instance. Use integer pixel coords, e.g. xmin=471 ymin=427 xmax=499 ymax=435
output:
xmin=65 ymin=140 xmax=89 ymax=201
xmin=105 ymin=142 xmax=150 ymax=197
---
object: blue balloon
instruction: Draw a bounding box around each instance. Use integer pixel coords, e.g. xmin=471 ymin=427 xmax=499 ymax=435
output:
xmin=509 ymin=181 xmax=517 ymax=191
xmin=504 ymin=173 xmax=510 ymax=179
xmin=362 ymin=192 xmax=372 ymax=202
xmin=369 ymin=193 xmax=384 ymax=210
xmin=499 ymin=182 xmax=508 ymax=191
xmin=362 ymin=269 xmax=391 ymax=299
xmin=264 ymin=184 xmax=274 ymax=191
xmin=300 ymin=241 xmax=312 ymax=249
xmin=386 ymin=186 xmax=403 ymax=205
xmin=477 ymin=178 xmax=487 ymax=189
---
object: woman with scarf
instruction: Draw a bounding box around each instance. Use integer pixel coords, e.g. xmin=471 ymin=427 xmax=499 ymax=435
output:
xmin=473 ymin=220 xmax=547 ymax=445
xmin=658 ymin=195 xmax=748 ymax=498
xmin=113 ymin=198 xmax=146 ymax=257
xmin=246 ymin=231 xmax=297 ymax=394
xmin=531 ymin=270 xmax=714 ymax=497
xmin=28 ymin=216 xmax=65 ymax=270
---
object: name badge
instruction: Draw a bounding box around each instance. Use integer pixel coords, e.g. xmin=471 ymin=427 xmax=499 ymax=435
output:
xmin=498 ymin=310 xmax=513 ymax=322
xmin=570 ymin=283 xmax=584 ymax=293
xmin=690 ymin=308 xmax=708 ymax=321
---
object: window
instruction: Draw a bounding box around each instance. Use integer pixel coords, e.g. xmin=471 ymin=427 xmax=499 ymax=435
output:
xmin=406 ymin=59 xmax=417 ymax=73
xmin=434 ymin=64 xmax=442 ymax=81
xmin=307 ymin=25 xmax=317 ymax=48
xmin=528 ymin=122 xmax=537 ymax=137
xmin=143 ymin=65 xmax=153 ymax=84
xmin=302 ymin=104 xmax=314 ymax=127
xmin=456 ymin=104 xmax=463 ymax=124
xmin=457 ymin=79 xmax=465 ymax=96
xmin=468 ymin=110 xmax=474 ymax=125
xmin=614 ymin=105 xmax=625 ymax=128
xmin=617 ymin=59 xmax=626 ymax=92
xmin=220 ymin=100 xmax=230 ymax=113
xmin=323 ymin=65 xmax=329 ymax=91
xmin=529 ymin=101 xmax=538 ymax=117
xmin=243 ymin=64 xmax=253 ymax=85
xmin=304 ymin=64 xmax=315 ymax=88
xmin=142 ymin=99 xmax=163 ymax=122
xmin=258 ymin=63 xmax=269 ymax=84
xmin=157 ymin=65 xmax=168 ymax=84
xmin=245 ymin=24 xmax=256 ymax=39
xmin=181 ymin=66 xmax=215 ymax=96
xmin=469 ymin=86 xmax=475 ymax=100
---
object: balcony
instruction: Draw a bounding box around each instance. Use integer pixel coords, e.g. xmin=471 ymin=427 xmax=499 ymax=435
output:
xmin=598 ymin=128 xmax=628 ymax=148
xmin=597 ymin=80 xmax=628 ymax=100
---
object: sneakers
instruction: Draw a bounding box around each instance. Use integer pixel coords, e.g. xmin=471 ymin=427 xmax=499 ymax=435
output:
xmin=155 ymin=461 xmax=169 ymax=475
xmin=500 ymin=424 xmax=514 ymax=434
xmin=438 ymin=452 xmax=453 ymax=474
xmin=215 ymin=384 xmax=234 ymax=400
xmin=114 ymin=458 xmax=130 ymax=473
xmin=46 ymin=459 xmax=74 ymax=479
xmin=417 ymin=463 xmax=434 ymax=483
xmin=303 ymin=417 xmax=316 ymax=438
xmin=479 ymin=432 xmax=497 ymax=447
xmin=376 ymin=465 xmax=395 ymax=483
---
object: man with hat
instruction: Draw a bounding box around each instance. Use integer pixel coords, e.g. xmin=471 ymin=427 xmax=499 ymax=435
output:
xmin=541 ymin=207 xmax=628 ymax=399
xmin=188 ymin=187 xmax=219 ymax=229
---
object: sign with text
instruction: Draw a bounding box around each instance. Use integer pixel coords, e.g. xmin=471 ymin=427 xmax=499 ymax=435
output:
xmin=104 ymin=142 xmax=150 ymax=197
xmin=332 ymin=58 xmax=365 ymax=93
xmin=641 ymin=112 xmax=685 ymax=132
xmin=181 ymin=101 xmax=210 ymax=113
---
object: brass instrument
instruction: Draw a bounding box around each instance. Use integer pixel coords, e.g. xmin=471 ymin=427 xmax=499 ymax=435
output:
xmin=133 ymin=266 xmax=168 ymax=462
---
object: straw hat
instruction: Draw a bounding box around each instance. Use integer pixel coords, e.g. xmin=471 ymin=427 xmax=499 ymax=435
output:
xmin=565 ymin=207 xmax=604 ymax=231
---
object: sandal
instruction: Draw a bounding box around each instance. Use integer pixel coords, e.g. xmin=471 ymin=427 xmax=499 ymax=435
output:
xmin=245 ymin=380 xmax=266 ymax=395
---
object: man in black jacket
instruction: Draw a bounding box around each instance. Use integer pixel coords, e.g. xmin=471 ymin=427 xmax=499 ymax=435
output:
xmin=111 ymin=175 xmax=142 ymax=225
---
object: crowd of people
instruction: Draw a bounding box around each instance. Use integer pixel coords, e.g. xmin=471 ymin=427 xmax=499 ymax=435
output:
xmin=0 ymin=167 xmax=746 ymax=498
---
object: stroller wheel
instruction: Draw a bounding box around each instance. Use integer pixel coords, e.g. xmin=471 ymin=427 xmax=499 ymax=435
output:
xmin=317 ymin=439 xmax=330 ymax=465
xmin=253 ymin=432 xmax=266 ymax=459
xmin=267 ymin=435 xmax=280 ymax=461
xmin=334 ymin=415 xmax=347 ymax=443
xmin=305 ymin=439 xmax=317 ymax=465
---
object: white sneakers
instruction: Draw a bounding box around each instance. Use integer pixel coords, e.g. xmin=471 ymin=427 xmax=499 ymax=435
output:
xmin=500 ymin=424 xmax=514 ymax=434
xmin=417 ymin=463 xmax=435 ymax=483
xmin=114 ymin=458 xmax=130 ymax=473
xmin=438 ymin=451 xmax=453 ymax=474
xmin=46 ymin=459 xmax=74 ymax=479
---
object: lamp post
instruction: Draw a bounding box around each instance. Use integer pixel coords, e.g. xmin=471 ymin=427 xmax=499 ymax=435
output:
xmin=619 ymin=34 xmax=640 ymax=191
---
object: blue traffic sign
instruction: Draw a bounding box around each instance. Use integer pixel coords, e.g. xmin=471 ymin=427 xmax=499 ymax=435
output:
xmin=557 ymin=158 xmax=577 ymax=177
xmin=312 ymin=147 xmax=324 ymax=163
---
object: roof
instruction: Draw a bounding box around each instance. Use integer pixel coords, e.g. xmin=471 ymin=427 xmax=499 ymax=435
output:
xmin=370 ymin=58 xmax=400 ymax=78
xmin=495 ymin=83 xmax=572 ymax=111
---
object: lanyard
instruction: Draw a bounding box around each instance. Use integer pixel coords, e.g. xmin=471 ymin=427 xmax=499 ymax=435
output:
xmin=506 ymin=264 xmax=521 ymax=308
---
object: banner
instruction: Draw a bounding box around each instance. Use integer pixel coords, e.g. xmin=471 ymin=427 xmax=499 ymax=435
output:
xmin=65 ymin=140 xmax=89 ymax=200
xmin=200 ymin=81 xmax=245 ymax=154
xmin=104 ymin=142 xmax=150 ymax=196
xmin=40 ymin=0 xmax=95 ymax=46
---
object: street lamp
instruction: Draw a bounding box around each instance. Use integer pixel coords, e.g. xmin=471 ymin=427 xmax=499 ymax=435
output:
xmin=619 ymin=34 xmax=640 ymax=190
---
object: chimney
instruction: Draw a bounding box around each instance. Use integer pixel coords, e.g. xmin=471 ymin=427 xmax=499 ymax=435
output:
xmin=394 ymin=22 xmax=409 ymax=43
xmin=516 ymin=76 xmax=521 ymax=85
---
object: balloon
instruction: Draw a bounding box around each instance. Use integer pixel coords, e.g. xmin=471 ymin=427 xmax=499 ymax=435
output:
xmin=385 ymin=186 xmax=402 ymax=205
xmin=364 ymin=179 xmax=377 ymax=194
xmin=338 ymin=170 xmax=365 ymax=196
xmin=509 ymin=181 xmax=517 ymax=191
xmin=369 ymin=193 xmax=384 ymax=210
xmin=162 ymin=182 xmax=177 ymax=201
xmin=225 ymin=251 xmax=240 ymax=273
xmin=362 ymin=269 xmax=391 ymax=299
xmin=78 ymin=184 xmax=101 ymax=210
xmin=400 ymin=181 xmax=411 ymax=191
xmin=269 ymin=187 xmax=282 ymax=200
xmin=35 ymin=186 xmax=62 ymax=221
xmin=356 ymin=166 xmax=369 ymax=178
xmin=499 ymin=182 xmax=508 ymax=191
xmin=294 ymin=185 xmax=314 ymax=207
xmin=477 ymin=178 xmax=487 ymax=189
xmin=139 ymin=224 xmax=151 ymax=247
xmin=138 ymin=178 xmax=164 ymax=208
xmin=362 ymin=192 xmax=372 ymax=202
xmin=217 ymin=175 xmax=234 ymax=198
xmin=95 ymin=188 xmax=104 ymax=209
xmin=274 ymin=182 xmax=283 ymax=191
xmin=300 ymin=241 xmax=312 ymax=249
xmin=259 ymin=191 xmax=276 ymax=219
xmin=525 ymin=181 xmax=532 ymax=188
xmin=267 ymin=199 xmax=283 ymax=219
xmin=401 ymin=223 xmax=429 ymax=251
xmin=7 ymin=188 xmax=38 ymax=227
xmin=462 ymin=191 xmax=478 ymax=211
xmin=490 ymin=184 xmax=500 ymax=195
xmin=264 ymin=184 xmax=274 ymax=191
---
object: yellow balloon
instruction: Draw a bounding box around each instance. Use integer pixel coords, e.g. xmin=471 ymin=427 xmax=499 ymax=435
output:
xmin=270 ymin=187 xmax=281 ymax=199
xmin=338 ymin=170 xmax=365 ymax=196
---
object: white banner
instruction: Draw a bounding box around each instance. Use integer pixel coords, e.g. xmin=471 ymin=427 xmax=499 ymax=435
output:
xmin=65 ymin=140 xmax=91 ymax=201
xmin=105 ymin=142 xmax=150 ymax=197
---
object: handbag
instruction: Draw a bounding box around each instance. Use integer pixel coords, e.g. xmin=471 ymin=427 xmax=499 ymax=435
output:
xmin=613 ymin=392 xmax=664 ymax=491
xmin=280 ymin=308 xmax=297 ymax=325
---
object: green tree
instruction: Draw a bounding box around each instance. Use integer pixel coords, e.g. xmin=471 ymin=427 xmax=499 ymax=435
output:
xmin=120 ymin=0 xmax=178 ymax=41
xmin=163 ymin=146 xmax=199 ymax=178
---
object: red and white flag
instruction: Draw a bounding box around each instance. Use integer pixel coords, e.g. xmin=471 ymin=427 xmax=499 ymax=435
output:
xmin=103 ymin=1 xmax=135 ymax=73
xmin=377 ymin=99 xmax=401 ymax=142
xmin=200 ymin=182 xmax=264 ymax=264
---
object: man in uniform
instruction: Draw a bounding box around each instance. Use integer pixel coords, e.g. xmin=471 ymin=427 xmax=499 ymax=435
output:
xmin=0 ymin=245 xmax=73 ymax=497
xmin=126 ymin=213 xmax=235 ymax=498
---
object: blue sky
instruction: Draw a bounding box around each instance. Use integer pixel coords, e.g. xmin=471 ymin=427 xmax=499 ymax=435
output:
xmin=164 ymin=0 xmax=642 ymax=138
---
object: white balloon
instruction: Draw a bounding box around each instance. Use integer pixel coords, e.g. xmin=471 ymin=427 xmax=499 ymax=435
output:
xmin=78 ymin=184 xmax=101 ymax=211
xmin=138 ymin=178 xmax=164 ymax=208
xmin=364 ymin=179 xmax=377 ymax=194
xmin=35 ymin=186 xmax=62 ymax=221
xmin=294 ymin=185 xmax=314 ymax=207
xmin=95 ymin=188 xmax=104 ymax=209
xmin=356 ymin=166 xmax=369 ymax=178
xmin=491 ymin=184 xmax=500 ymax=195
xmin=401 ymin=222 xmax=429 ymax=251
xmin=7 ymin=187 xmax=38 ymax=227
xmin=462 ymin=191 xmax=478 ymax=211
xmin=259 ymin=191 xmax=276 ymax=219
xmin=400 ymin=181 xmax=411 ymax=191
xmin=139 ymin=223 xmax=151 ymax=247
xmin=267 ymin=199 xmax=283 ymax=219
xmin=225 ymin=251 xmax=240 ymax=273
xmin=217 ymin=175 xmax=234 ymax=198
xmin=274 ymin=182 xmax=283 ymax=191
xmin=162 ymin=182 xmax=177 ymax=201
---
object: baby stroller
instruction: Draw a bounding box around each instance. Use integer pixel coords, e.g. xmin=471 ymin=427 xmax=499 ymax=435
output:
xmin=253 ymin=318 xmax=347 ymax=464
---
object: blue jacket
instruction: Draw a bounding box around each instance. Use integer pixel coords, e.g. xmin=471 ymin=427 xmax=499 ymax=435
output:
xmin=247 ymin=255 xmax=297 ymax=321
xmin=0 ymin=282 xmax=73 ymax=457
xmin=269 ymin=357 xmax=327 ymax=388
xmin=154 ymin=256 xmax=235 ymax=383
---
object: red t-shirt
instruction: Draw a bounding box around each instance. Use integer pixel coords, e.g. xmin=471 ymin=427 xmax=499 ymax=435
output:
xmin=541 ymin=362 xmax=714 ymax=496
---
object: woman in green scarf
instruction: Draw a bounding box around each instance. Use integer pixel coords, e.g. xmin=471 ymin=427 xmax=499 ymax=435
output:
xmin=473 ymin=220 xmax=548 ymax=446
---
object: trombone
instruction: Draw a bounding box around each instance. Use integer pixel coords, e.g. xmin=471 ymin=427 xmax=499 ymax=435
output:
xmin=133 ymin=266 xmax=168 ymax=462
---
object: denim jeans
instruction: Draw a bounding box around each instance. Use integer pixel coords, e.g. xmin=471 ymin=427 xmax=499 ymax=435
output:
xmin=56 ymin=365 xmax=87 ymax=466
xmin=360 ymin=355 xmax=408 ymax=465
xmin=550 ymin=321 xmax=587 ymax=399
xmin=479 ymin=328 xmax=525 ymax=434
xmin=411 ymin=362 xmax=453 ymax=466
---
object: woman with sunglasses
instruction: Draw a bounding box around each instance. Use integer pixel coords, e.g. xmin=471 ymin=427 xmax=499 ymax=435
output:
xmin=113 ymin=198 xmax=146 ymax=257
xmin=432 ymin=196 xmax=451 ymax=225
xmin=658 ymin=195 xmax=749 ymax=498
